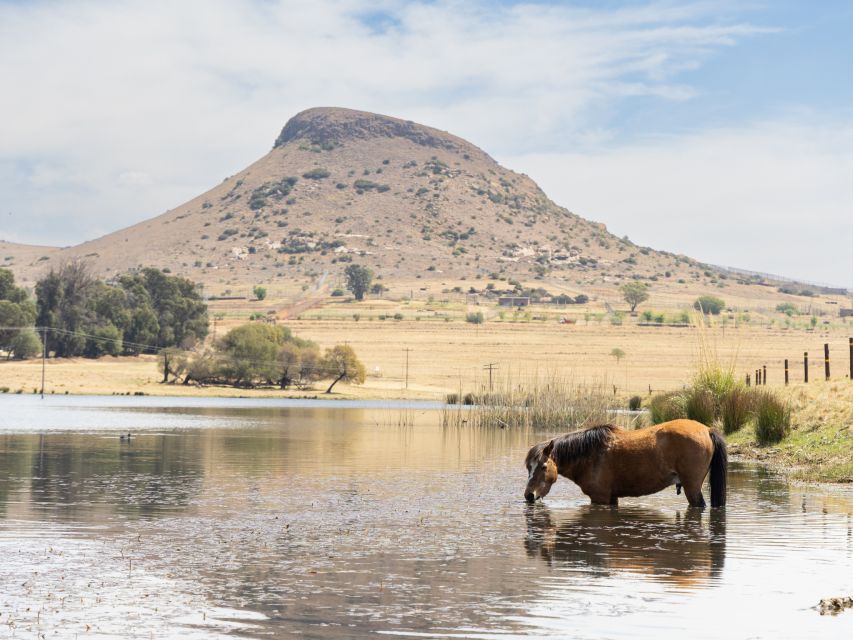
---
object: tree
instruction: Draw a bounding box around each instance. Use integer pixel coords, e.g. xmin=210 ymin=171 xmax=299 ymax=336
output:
xmin=35 ymin=261 xmax=97 ymax=357
xmin=0 ymin=299 xmax=36 ymax=356
xmin=693 ymin=296 xmax=725 ymax=315
xmin=321 ymin=344 xmax=366 ymax=393
xmin=0 ymin=268 xmax=28 ymax=304
xmin=621 ymin=282 xmax=649 ymax=312
xmin=610 ymin=348 xmax=626 ymax=363
xmin=124 ymin=268 xmax=208 ymax=349
xmin=253 ymin=285 xmax=267 ymax=301
xmin=84 ymin=324 xmax=123 ymax=357
xmin=218 ymin=323 xmax=286 ymax=386
xmin=159 ymin=347 xmax=187 ymax=383
xmin=9 ymin=328 xmax=42 ymax=360
xmin=344 ymin=265 xmax=373 ymax=301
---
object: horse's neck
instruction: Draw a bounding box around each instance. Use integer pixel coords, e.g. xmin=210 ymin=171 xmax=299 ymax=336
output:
xmin=558 ymin=458 xmax=592 ymax=485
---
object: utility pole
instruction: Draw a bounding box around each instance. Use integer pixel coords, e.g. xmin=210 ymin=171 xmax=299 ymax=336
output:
xmin=483 ymin=362 xmax=498 ymax=392
xmin=403 ymin=348 xmax=412 ymax=390
xmin=40 ymin=326 xmax=47 ymax=399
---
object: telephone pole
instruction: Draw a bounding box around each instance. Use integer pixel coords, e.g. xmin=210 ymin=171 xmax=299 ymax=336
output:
xmin=40 ymin=326 xmax=47 ymax=399
xmin=403 ymin=347 xmax=412 ymax=390
xmin=483 ymin=362 xmax=498 ymax=392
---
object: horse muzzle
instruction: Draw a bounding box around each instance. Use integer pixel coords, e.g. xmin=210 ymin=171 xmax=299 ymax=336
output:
xmin=524 ymin=491 xmax=535 ymax=503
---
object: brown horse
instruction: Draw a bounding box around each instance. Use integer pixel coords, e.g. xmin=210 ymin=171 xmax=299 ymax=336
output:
xmin=524 ymin=419 xmax=727 ymax=508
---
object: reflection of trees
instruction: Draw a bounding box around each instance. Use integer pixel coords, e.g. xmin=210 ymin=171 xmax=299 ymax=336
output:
xmin=524 ymin=504 xmax=726 ymax=589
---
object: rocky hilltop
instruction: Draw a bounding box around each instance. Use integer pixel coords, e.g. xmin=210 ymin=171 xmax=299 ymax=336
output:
xmin=4 ymin=107 xmax=715 ymax=296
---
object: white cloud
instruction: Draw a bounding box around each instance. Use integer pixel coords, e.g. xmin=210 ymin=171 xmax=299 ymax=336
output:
xmin=507 ymin=117 xmax=853 ymax=286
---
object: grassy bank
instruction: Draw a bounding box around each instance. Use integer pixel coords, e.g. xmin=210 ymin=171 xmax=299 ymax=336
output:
xmin=726 ymin=382 xmax=853 ymax=483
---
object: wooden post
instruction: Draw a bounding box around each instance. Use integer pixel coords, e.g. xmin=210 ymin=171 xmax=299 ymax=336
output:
xmin=784 ymin=359 xmax=789 ymax=386
xmin=824 ymin=343 xmax=830 ymax=381
xmin=849 ymin=337 xmax=852 ymax=380
xmin=40 ymin=326 xmax=47 ymax=399
xmin=763 ymin=365 xmax=767 ymax=386
xmin=746 ymin=373 xmax=751 ymax=387
xmin=804 ymin=352 xmax=809 ymax=383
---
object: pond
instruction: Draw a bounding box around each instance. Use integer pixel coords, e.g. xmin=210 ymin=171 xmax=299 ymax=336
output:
xmin=0 ymin=395 xmax=851 ymax=638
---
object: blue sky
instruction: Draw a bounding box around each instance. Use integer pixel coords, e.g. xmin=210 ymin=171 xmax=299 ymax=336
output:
xmin=0 ymin=0 xmax=851 ymax=285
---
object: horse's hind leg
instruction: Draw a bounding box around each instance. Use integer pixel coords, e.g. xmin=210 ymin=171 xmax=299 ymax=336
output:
xmin=682 ymin=479 xmax=706 ymax=508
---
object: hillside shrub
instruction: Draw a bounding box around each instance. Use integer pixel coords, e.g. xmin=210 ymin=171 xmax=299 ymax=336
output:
xmin=302 ymin=168 xmax=330 ymax=180
xmin=465 ymin=312 xmax=484 ymax=324
xmin=694 ymin=295 xmax=725 ymax=315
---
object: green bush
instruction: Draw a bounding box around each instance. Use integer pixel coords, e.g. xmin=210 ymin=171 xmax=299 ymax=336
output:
xmin=628 ymin=395 xmax=642 ymax=411
xmin=9 ymin=328 xmax=42 ymax=360
xmin=720 ymin=386 xmax=752 ymax=434
xmin=465 ymin=312 xmax=484 ymax=324
xmin=753 ymin=390 xmax=791 ymax=444
xmin=648 ymin=391 xmax=686 ymax=424
xmin=302 ymin=168 xmax=331 ymax=180
xmin=693 ymin=295 xmax=725 ymax=315
xmin=776 ymin=302 xmax=798 ymax=316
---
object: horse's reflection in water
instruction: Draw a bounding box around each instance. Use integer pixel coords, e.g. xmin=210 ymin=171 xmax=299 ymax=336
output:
xmin=524 ymin=505 xmax=726 ymax=589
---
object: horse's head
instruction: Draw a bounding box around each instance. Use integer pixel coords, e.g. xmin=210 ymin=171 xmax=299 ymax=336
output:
xmin=524 ymin=440 xmax=558 ymax=503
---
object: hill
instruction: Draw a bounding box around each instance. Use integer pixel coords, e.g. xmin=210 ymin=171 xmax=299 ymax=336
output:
xmin=1 ymin=107 xmax=845 ymax=310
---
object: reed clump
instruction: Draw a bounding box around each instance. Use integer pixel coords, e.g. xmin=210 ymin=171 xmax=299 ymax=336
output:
xmin=752 ymin=389 xmax=791 ymax=444
xmin=720 ymin=385 xmax=753 ymax=434
xmin=441 ymin=374 xmax=614 ymax=431
xmin=648 ymin=391 xmax=686 ymax=424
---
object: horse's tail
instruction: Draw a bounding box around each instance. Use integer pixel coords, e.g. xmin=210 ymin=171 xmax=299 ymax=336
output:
xmin=708 ymin=429 xmax=727 ymax=508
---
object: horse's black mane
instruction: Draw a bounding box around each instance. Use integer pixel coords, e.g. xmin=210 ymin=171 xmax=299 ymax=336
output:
xmin=550 ymin=423 xmax=618 ymax=465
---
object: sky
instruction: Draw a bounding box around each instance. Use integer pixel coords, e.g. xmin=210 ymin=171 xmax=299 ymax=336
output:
xmin=0 ymin=0 xmax=851 ymax=286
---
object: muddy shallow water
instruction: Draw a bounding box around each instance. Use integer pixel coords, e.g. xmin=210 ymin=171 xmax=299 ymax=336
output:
xmin=0 ymin=395 xmax=851 ymax=639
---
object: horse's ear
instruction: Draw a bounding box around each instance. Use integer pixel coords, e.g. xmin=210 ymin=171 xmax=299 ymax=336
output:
xmin=542 ymin=440 xmax=554 ymax=458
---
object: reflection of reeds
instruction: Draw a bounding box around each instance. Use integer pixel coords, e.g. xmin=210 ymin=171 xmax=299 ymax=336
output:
xmin=386 ymin=408 xmax=415 ymax=428
xmin=441 ymin=373 xmax=615 ymax=430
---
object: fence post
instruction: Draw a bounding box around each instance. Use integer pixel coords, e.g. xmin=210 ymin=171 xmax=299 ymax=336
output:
xmin=849 ymin=337 xmax=852 ymax=380
xmin=746 ymin=373 xmax=751 ymax=387
xmin=784 ymin=359 xmax=789 ymax=386
xmin=804 ymin=352 xmax=809 ymax=383
xmin=825 ymin=343 xmax=830 ymax=381
xmin=763 ymin=365 xmax=767 ymax=386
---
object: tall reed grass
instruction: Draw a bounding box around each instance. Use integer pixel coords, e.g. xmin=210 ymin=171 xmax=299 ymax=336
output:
xmin=752 ymin=389 xmax=791 ymax=444
xmin=441 ymin=373 xmax=618 ymax=431
xmin=646 ymin=312 xmax=791 ymax=444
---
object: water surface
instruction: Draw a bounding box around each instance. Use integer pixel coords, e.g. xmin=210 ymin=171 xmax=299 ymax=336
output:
xmin=0 ymin=395 xmax=851 ymax=638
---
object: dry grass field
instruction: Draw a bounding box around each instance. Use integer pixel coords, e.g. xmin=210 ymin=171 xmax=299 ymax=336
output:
xmin=2 ymin=315 xmax=850 ymax=401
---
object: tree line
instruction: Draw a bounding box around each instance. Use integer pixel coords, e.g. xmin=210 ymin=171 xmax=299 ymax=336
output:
xmin=0 ymin=263 xmax=208 ymax=359
xmin=160 ymin=323 xmax=365 ymax=393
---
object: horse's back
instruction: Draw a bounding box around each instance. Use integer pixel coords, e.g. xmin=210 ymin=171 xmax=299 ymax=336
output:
xmin=615 ymin=419 xmax=711 ymax=453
